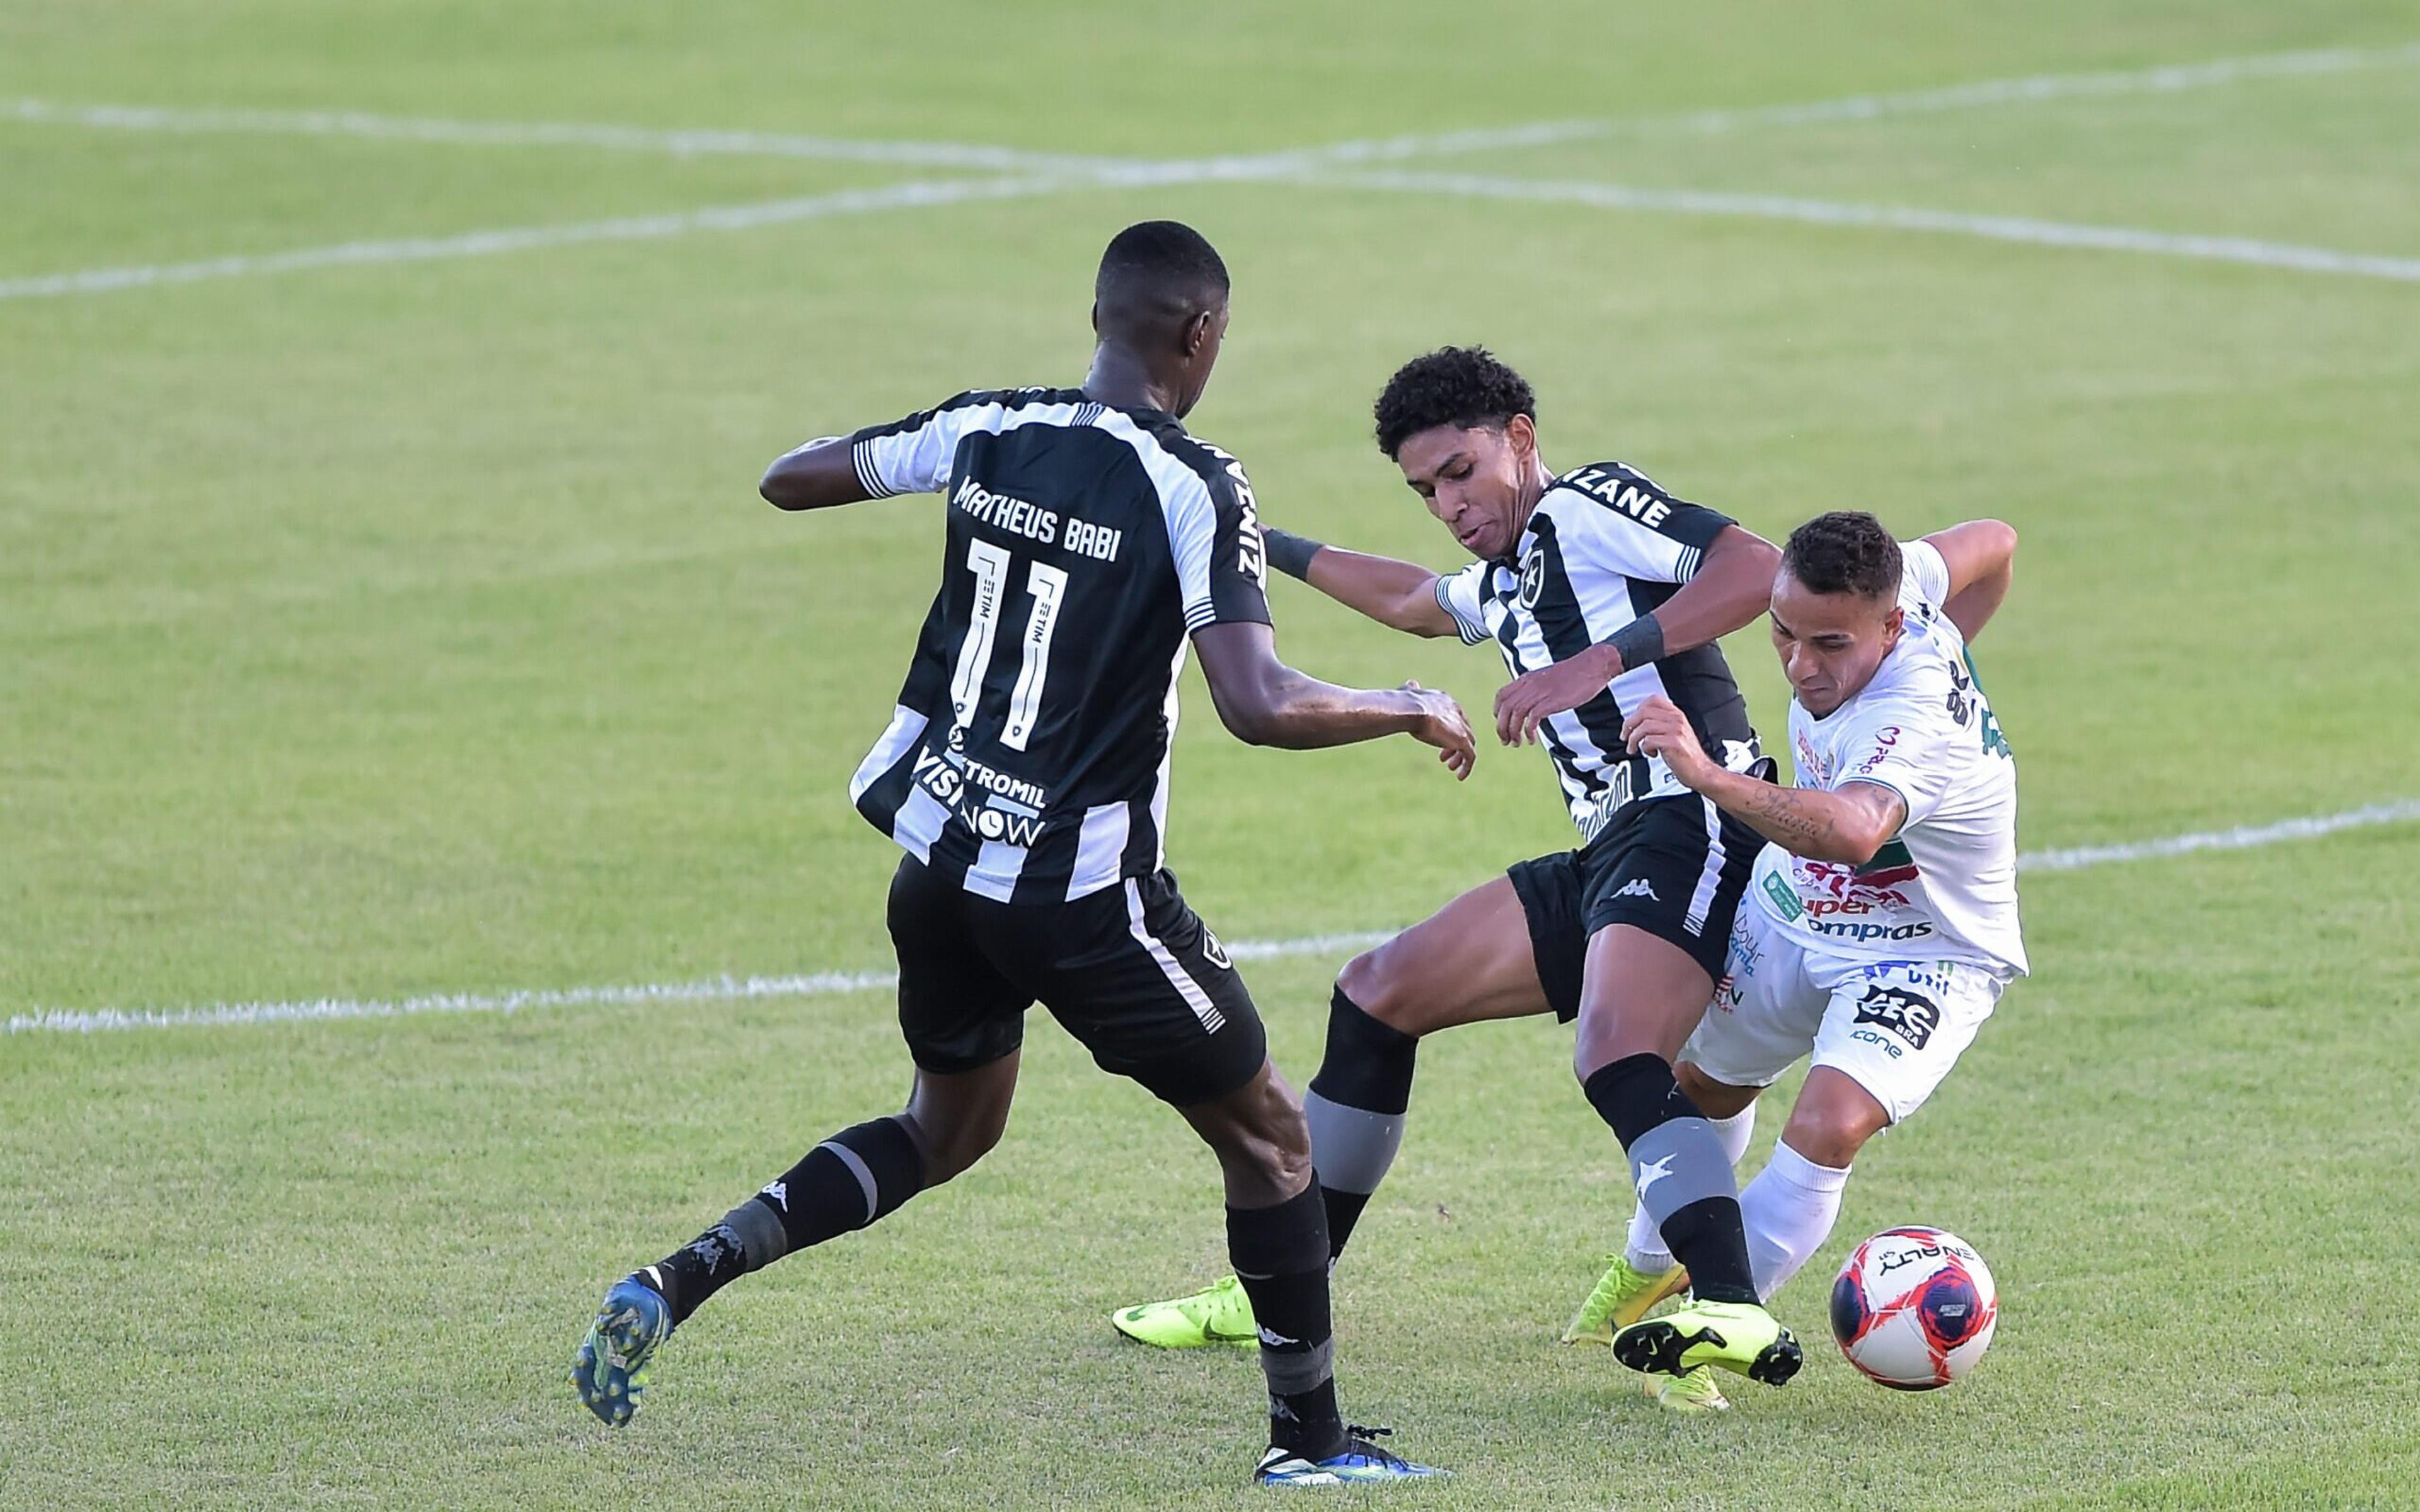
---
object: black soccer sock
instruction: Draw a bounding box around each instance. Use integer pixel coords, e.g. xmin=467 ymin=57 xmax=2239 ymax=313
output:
xmin=1304 ymin=986 xmax=1418 ymax=1262
xmin=1582 ymin=1055 xmax=1759 ymax=1304
xmin=647 ymin=1116 xmax=926 ymax=1327
xmin=1227 ymin=1183 xmax=1348 ymax=1460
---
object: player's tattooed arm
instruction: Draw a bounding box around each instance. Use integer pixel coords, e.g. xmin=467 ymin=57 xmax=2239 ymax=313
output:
xmin=759 ymin=437 xmax=870 ymax=511
xmin=1922 ymin=519 xmax=2019 ymax=642
xmin=1620 ymin=694 xmax=1903 ymax=863
xmin=1715 ymin=777 xmax=1906 ymax=865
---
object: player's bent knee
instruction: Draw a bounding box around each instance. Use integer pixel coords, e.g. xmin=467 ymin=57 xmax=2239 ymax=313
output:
xmin=897 ymin=1093 xmax=1011 ymax=1186
xmin=1335 ymin=945 xmax=1441 ymax=1038
xmin=1782 ymin=1072 xmax=1891 ymax=1169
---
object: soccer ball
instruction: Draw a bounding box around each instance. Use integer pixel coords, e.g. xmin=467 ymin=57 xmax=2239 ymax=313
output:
xmin=1829 ymin=1226 xmax=1998 ymax=1390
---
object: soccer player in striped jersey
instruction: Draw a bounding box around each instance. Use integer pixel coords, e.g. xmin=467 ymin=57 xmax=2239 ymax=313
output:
xmin=1567 ymin=511 xmax=2023 ymax=1409
xmin=572 ymin=222 xmax=1466 ymax=1486
xmin=1114 ymin=346 xmax=1807 ymax=1400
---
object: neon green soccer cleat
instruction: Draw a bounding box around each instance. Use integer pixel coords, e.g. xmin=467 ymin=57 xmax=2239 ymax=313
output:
xmin=1639 ymin=1368 xmax=1732 ymax=1413
xmin=1561 ymin=1254 xmax=1692 ymax=1346
xmin=1111 ymin=1273 xmax=1258 ymax=1349
xmin=1612 ymin=1298 xmax=1802 ymax=1386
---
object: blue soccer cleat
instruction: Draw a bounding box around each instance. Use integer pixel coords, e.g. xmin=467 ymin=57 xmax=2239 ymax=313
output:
xmin=1253 ymin=1426 xmax=1448 ymax=1487
xmin=572 ymin=1273 xmax=673 ymax=1427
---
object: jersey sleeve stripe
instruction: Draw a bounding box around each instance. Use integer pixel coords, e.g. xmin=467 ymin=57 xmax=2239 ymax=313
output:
xmin=851 ymin=438 xmax=898 ymax=499
xmin=1434 ymin=574 xmax=1489 ymax=644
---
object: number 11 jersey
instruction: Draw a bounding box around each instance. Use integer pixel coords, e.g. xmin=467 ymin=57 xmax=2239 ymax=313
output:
xmin=833 ymin=388 xmax=1270 ymax=905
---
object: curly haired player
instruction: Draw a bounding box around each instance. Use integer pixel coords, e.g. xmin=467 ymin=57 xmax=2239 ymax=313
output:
xmin=1114 ymin=346 xmax=1806 ymax=1406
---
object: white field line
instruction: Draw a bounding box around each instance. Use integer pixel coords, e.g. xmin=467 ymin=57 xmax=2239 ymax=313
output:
xmin=10 ymin=40 xmax=2420 ymax=302
xmin=6 ymin=934 xmax=1393 ymax=1035
xmin=10 ymin=42 xmax=2416 ymax=174
xmin=1272 ymin=41 xmax=2420 ymax=166
xmin=13 ymin=151 xmax=2420 ymax=303
xmin=1 ymin=98 xmax=1123 ymax=173
xmin=11 ymin=803 xmax=2416 ymax=1035
xmin=0 ymin=174 xmax=1073 ymax=300
xmin=1309 ymin=169 xmax=2420 ymax=283
xmin=2018 ymin=797 xmax=2420 ymax=873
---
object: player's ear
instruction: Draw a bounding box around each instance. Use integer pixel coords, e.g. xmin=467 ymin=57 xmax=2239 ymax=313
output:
xmin=1090 ymin=299 xmax=1102 ymax=337
xmin=1180 ymin=308 xmax=1213 ymax=358
xmin=1505 ymin=413 xmax=1536 ymax=464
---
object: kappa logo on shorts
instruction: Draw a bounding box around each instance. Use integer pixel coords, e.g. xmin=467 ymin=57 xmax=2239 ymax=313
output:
xmin=1612 ymin=878 xmax=1659 ymax=902
xmin=1851 ymin=985 xmax=1941 ymax=1050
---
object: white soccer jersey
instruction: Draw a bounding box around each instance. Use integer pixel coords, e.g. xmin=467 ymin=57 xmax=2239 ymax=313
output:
xmin=1748 ymin=541 xmax=2027 ymax=978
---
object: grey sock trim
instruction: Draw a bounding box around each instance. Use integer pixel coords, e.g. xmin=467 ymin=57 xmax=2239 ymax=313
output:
xmin=1626 ymin=1116 xmax=1742 ymax=1228
xmin=1303 ymin=1091 xmax=1404 ymax=1197
xmin=819 ymin=1138 xmax=880 ymax=1224
xmin=1258 ymin=1337 xmax=1336 ymax=1395
xmin=723 ymin=1197 xmax=790 ymax=1269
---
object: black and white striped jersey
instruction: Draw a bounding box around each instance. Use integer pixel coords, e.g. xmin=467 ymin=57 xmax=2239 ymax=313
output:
xmin=835 ymin=388 xmax=1269 ymax=903
xmin=1435 ymin=461 xmax=1763 ymax=842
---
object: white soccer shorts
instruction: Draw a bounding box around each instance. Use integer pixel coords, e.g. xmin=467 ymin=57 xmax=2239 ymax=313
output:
xmin=1680 ymin=908 xmax=2005 ymax=1125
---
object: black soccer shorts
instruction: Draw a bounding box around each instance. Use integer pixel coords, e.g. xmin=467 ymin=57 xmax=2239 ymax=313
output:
xmin=885 ymin=856 xmax=1268 ymax=1106
xmin=1506 ymin=793 xmax=1765 ymax=1023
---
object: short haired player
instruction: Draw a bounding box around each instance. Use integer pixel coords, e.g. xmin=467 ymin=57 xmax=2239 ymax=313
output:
xmin=1565 ymin=510 xmax=2025 ymax=1408
xmin=569 ymin=222 xmax=1468 ymax=1486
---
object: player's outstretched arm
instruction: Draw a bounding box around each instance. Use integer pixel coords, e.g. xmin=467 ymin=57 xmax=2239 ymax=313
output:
xmin=1192 ymin=621 xmax=1475 ymax=779
xmin=1494 ymin=524 xmax=1780 ymax=746
xmin=758 ymin=437 xmax=873 ymax=512
xmin=1262 ymin=527 xmax=1458 ymax=638
xmin=1620 ymin=695 xmax=1904 ymax=864
xmin=1922 ymin=519 xmax=2019 ymax=642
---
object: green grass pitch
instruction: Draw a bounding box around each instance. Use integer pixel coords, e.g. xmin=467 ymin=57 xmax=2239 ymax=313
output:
xmin=4 ymin=2 xmax=2417 ymax=1506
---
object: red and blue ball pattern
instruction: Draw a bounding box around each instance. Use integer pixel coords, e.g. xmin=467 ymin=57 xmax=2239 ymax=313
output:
xmin=1830 ymin=1225 xmax=1999 ymax=1390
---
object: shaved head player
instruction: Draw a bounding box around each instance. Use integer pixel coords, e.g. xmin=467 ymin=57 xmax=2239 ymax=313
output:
xmin=571 ymin=224 xmax=1464 ymax=1487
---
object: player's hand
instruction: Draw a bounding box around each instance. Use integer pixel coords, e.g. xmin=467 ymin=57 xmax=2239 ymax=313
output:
xmin=1492 ymin=648 xmax=1616 ymax=748
xmin=1402 ymin=682 xmax=1475 ymax=781
xmin=1620 ymin=695 xmax=1716 ymax=789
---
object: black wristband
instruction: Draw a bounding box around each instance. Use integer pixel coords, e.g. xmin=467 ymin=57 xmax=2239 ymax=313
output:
xmin=1262 ymin=526 xmax=1325 ymax=581
xmin=1605 ymin=612 xmax=1666 ymax=670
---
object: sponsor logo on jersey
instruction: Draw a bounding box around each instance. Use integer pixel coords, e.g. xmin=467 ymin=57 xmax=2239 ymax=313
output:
xmin=1790 ymin=841 xmax=1923 ymax=912
xmin=916 ymin=748 xmax=1049 ymax=846
xmin=913 ymin=747 xmax=967 ymax=805
xmin=1851 ymin=985 xmax=1941 ymax=1049
xmin=1811 ymin=918 xmax=1936 ymax=943
xmin=1611 ymin=878 xmax=1659 ymax=902
xmin=1761 ymin=873 xmax=1806 ymax=921
xmin=970 ymin=805 xmax=1044 ymax=846
xmin=1574 ymin=762 xmax=1645 ymax=844
xmin=1853 ymin=726 xmax=1903 ymax=776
